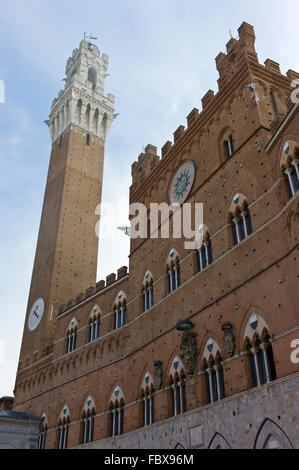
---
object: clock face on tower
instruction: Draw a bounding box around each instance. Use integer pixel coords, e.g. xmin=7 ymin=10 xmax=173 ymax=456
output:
xmin=169 ymin=160 xmax=196 ymax=205
xmin=27 ymin=298 xmax=45 ymax=332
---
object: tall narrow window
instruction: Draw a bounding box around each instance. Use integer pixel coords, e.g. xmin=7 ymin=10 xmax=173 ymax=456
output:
xmin=224 ymin=135 xmax=234 ymax=158
xmin=205 ymin=357 xmax=225 ymax=403
xmin=38 ymin=418 xmax=47 ymax=449
xmin=58 ymin=418 xmax=69 ymax=449
xmin=142 ymin=389 xmax=155 ymax=426
xmin=82 ymin=411 xmax=95 ymax=444
xmin=110 ymin=401 xmax=124 ymax=437
xmin=143 ymin=276 xmax=154 ymax=312
xmin=170 ymin=373 xmax=186 ymax=416
xmin=247 ymin=333 xmax=276 ymax=387
xmin=231 ymin=205 xmax=253 ymax=246
xmin=89 ymin=315 xmax=100 ymax=342
xmin=197 ymin=236 xmax=213 ymax=272
xmin=86 ymin=133 xmax=90 ymax=146
xmin=168 ymin=261 xmax=181 ymax=293
xmin=66 ymin=327 xmax=77 ymax=353
xmin=114 ymin=301 xmax=126 ymax=330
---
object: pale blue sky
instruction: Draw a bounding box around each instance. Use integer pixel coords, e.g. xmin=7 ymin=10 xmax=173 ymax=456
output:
xmin=0 ymin=0 xmax=298 ymax=397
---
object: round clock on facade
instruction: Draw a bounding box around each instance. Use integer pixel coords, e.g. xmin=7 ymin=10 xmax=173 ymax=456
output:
xmin=27 ymin=298 xmax=45 ymax=332
xmin=169 ymin=160 xmax=196 ymax=205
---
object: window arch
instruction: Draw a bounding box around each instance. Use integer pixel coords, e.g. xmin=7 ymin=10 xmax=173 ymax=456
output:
xmin=280 ymin=141 xmax=299 ymax=198
xmin=109 ymin=387 xmax=125 ymax=437
xmin=195 ymin=225 xmax=213 ymax=272
xmin=81 ymin=396 xmax=96 ymax=444
xmin=142 ymin=271 xmax=154 ymax=311
xmin=87 ymin=67 xmax=97 ymax=90
xmin=141 ymin=372 xmax=155 ymax=426
xmin=76 ymin=98 xmax=83 ymax=126
xmin=66 ymin=318 xmax=78 ymax=353
xmin=202 ymin=338 xmax=225 ymax=403
xmin=224 ymin=134 xmax=234 ymax=158
xmin=89 ymin=305 xmax=101 ymax=342
xmin=244 ymin=314 xmax=277 ymax=387
xmin=57 ymin=406 xmax=70 ymax=449
xmin=169 ymin=357 xmax=186 ymax=416
xmin=113 ymin=292 xmax=127 ymax=330
xmin=167 ymin=249 xmax=181 ymax=293
xmin=229 ymin=193 xmax=253 ymax=245
xmin=38 ymin=413 xmax=48 ymax=449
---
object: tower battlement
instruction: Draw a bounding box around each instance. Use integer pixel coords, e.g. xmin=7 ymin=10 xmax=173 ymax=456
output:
xmin=47 ymin=39 xmax=116 ymax=143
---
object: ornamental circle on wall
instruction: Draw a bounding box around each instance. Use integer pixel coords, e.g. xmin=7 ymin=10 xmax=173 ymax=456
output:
xmin=169 ymin=160 xmax=196 ymax=205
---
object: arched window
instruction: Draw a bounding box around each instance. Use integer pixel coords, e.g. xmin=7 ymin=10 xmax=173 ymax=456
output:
xmin=109 ymin=401 xmax=124 ymax=437
xmin=142 ymin=271 xmax=154 ymax=311
xmin=89 ymin=306 xmax=100 ymax=342
xmin=229 ymin=194 xmax=253 ymax=245
xmin=142 ymin=388 xmax=155 ymax=427
xmin=81 ymin=396 xmax=96 ymax=444
xmin=169 ymin=357 xmax=186 ymax=416
xmin=57 ymin=406 xmax=70 ymax=449
xmin=196 ymin=229 xmax=213 ymax=272
xmin=170 ymin=373 xmax=186 ymax=416
xmin=167 ymin=250 xmax=181 ymax=294
xmin=38 ymin=414 xmax=48 ymax=449
xmin=244 ymin=314 xmax=277 ymax=388
xmin=224 ymin=134 xmax=234 ymax=158
xmin=281 ymin=142 xmax=299 ymax=198
xmin=202 ymin=339 xmax=225 ymax=403
xmin=87 ymin=67 xmax=97 ymax=90
xmin=66 ymin=319 xmax=78 ymax=353
xmin=76 ymin=99 xmax=83 ymax=126
xmin=141 ymin=372 xmax=155 ymax=426
xmin=114 ymin=300 xmax=126 ymax=330
xmin=108 ymin=387 xmax=125 ymax=437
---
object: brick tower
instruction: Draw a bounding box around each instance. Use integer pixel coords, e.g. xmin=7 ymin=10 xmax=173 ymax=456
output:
xmin=15 ymin=39 xmax=116 ymax=378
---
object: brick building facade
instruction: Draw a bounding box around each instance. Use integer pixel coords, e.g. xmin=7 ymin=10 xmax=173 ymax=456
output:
xmin=13 ymin=22 xmax=299 ymax=449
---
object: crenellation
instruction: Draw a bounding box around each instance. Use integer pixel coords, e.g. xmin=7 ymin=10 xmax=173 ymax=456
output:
xmin=201 ymin=90 xmax=215 ymax=110
xmin=106 ymin=273 xmax=116 ymax=286
xmin=264 ymin=59 xmax=281 ymax=74
xmin=161 ymin=140 xmax=172 ymax=157
xmin=186 ymin=108 xmax=199 ymax=127
xmin=173 ymin=125 xmax=185 ymax=143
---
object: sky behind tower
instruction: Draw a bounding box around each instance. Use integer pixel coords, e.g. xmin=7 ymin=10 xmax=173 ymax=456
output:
xmin=0 ymin=0 xmax=298 ymax=397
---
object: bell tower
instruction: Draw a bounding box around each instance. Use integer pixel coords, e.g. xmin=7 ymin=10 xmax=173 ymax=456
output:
xmin=16 ymin=39 xmax=116 ymax=371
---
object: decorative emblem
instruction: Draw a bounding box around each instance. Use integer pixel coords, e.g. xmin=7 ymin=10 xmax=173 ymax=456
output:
xmin=178 ymin=321 xmax=197 ymax=375
xmin=221 ymin=322 xmax=235 ymax=357
xmin=176 ymin=319 xmax=194 ymax=331
xmin=169 ymin=160 xmax=196 ymax=205
xmin=153 ymin=361 xmax=163 ymax=390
